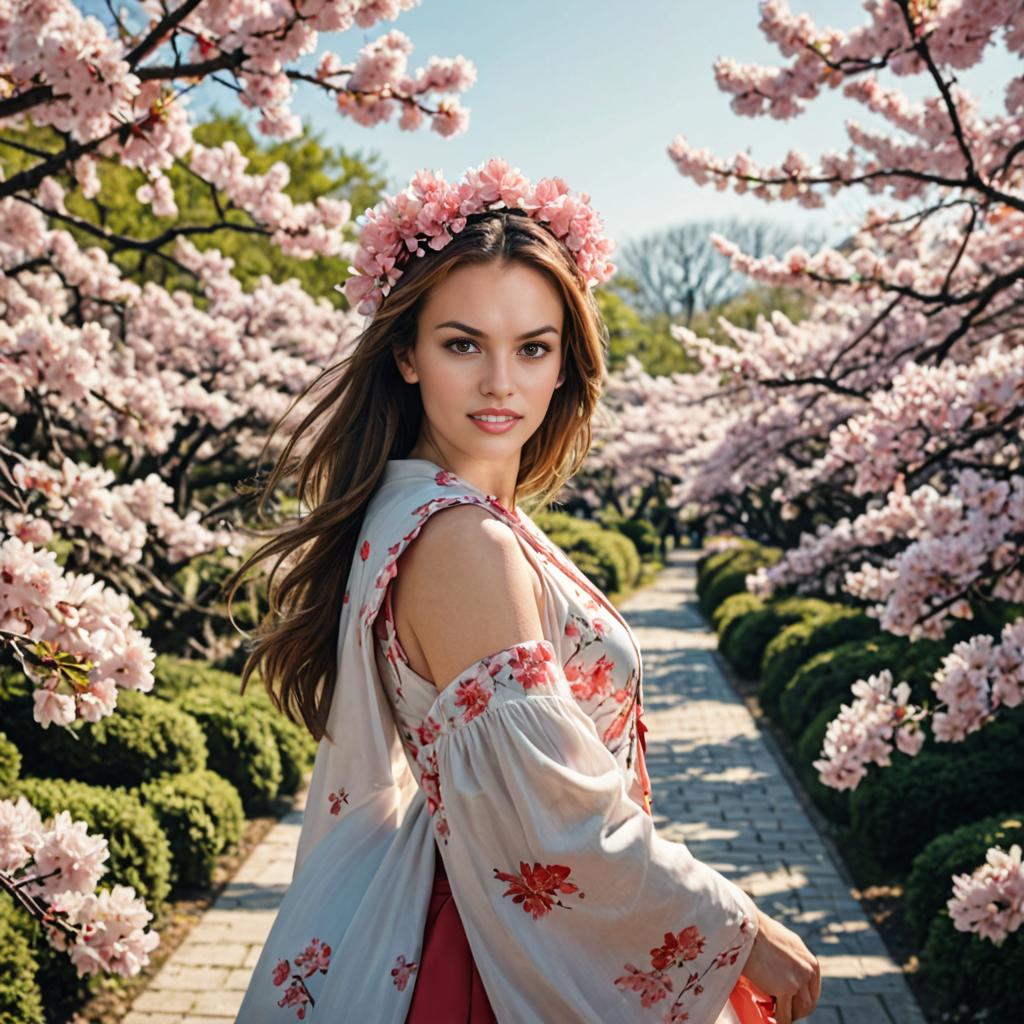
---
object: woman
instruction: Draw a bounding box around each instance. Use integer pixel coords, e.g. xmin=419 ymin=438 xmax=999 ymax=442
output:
xmin=230 ymin=158 xmax=819 ymax=1023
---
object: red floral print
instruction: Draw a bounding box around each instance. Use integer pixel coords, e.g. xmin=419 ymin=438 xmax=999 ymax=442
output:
xmin=493 ymin=860 xmax=585 ymax=919
xmin=602 ymin=703 xmax=632 ymax=745
xmin=272 ymin=937 xmax=332 ymax=1019
xmin=435 ymin=469 xmax=459 ymax=486
xmin=613 ymin=962 xmax=674 ymax=1008
xmin=360 ymin=540 xmax=370 ymax=560
xmin=614 ymin=917 xmax=755 ymax=1021
xmin=272 ymin=960 xmax=291 ymax=986
xmin=275 ymin=978 xmax=312 ymax=1020
xmin=650 ymin=926 xmax=705 ymax=970
xmin=569 ymin=654 xmax=616 ymax=701
xmin=343 ymin=589 xmax=349 ymax=605
xmin=453 ymin=674 xmax=492 ymax=723
xmin=391 ymin=953 xmax=418 ymax=991
xmin=415 ymin=714 xmax=441 ymax=746
xmin=327 ymin=788 xmax=350 ymax=815
xmin=419 ymin=750 xmax=442 ymax=816
xmin=294 ymin=937 xmax=332 ymax=976
xmin=508 ymin=641 xmax=556 ymax=688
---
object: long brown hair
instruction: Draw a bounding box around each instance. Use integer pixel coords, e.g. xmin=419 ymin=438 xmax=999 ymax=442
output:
xmin=225 ymin=208 xmax=611 ymax=742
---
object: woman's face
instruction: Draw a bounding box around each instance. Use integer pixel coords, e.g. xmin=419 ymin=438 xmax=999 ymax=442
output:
xmin=397 ymin=260 xmax=566 ymax=466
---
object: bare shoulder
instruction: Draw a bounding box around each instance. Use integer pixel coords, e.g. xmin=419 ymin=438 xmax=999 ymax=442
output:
xmin=392 ymin=504 xmax=546 ymax=692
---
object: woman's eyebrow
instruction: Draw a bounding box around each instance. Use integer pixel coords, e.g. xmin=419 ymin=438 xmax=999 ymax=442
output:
xmin=433 ymin=320 xmax=559 ymax=339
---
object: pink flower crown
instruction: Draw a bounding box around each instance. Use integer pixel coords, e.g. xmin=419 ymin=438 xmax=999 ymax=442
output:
xmin=340 ymin=157 xmax=617 ymax=316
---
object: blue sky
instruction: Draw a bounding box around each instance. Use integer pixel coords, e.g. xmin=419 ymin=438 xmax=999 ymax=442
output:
xmin=101 ymin=1 xmax=1018 ymax=250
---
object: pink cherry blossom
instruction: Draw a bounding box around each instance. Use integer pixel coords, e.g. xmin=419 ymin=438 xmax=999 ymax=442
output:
xmin=947 ymin=844 xmax=1024 ymax=945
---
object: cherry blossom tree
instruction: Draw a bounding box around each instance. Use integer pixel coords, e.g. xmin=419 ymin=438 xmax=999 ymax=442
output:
xmin=0 ymin=795 xmax=160 ymax=979
xmin=584 ymin=0 xmax=1024 ymax=945
xmin=0 ymin=0 xmax=477 ymax=983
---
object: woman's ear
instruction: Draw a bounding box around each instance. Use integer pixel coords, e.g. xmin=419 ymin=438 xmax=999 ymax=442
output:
xmin=395 ymin=348 xmax=419 ymax=384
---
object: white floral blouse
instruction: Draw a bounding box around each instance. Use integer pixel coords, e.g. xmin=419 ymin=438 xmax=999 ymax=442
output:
xmin=237 ymin=458 xmax=768 ymax=1023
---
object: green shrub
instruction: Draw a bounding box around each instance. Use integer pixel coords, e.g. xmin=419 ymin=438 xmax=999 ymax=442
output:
xmin=153 ymin=654 xmax=253 ymax=701
xmin=695 ymin=541 xmax=760 ymax=599
xmin=777 ymin=635 xmax=909 ymax=741
xmin=848 ymin=707 xmax=1024 ymax=874
xmin=759 ymin=610 xmax=882 ymax=715
xmin=698 ymin=546 xmax=782 ymax=618
xmin=135 ymin=769 xmax=245 ymax=888
xmin=0 ymin=730 xmax=21 ymax=788
xmin=615 ymin=517 xmax=660 ymax=560
xmin=720 ymin=597 xmax=839 ymax=680
xmin=0 ymin=900 xmax=44 ymax=1024
xmin=263 ymin=713 xmax=315 ymax=795
xmin=920 ymin=911 xmax=1023 ymax=1022
xmin=602 ymin=529 xmax=642 ymax=589
xmin=4 ymin=777 xmax=172 ymax=908
xmin=6 ymin=689 xmax=207 ymax=789
xmin=154 ymin=656 xmax=315 ymax=797
xmin=905 ymin=813 xmax=1024 ymax=945
xmin=534 ymin=512 xmax=637 ymax=594
xmin=793 ymin=696 xmax=851 ymax=825
xmin=175 ymin=689 xmax=283 ymax=814
xmin=712 ymin=592 xmax=763 ymax=634
xmin=579 ymin=533 xmax=624 ymax=592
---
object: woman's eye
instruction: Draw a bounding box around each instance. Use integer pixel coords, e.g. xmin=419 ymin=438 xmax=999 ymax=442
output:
xmin=521 ymin=342 xmax=551 ymax=358
xmin=444 ymin=338 xmax=551 ymax=359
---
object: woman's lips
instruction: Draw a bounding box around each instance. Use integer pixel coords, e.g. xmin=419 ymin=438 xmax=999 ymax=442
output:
xmin=467 ymin=414 xmax=522 ymax=434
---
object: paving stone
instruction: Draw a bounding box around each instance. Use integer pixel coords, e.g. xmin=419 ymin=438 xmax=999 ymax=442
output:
xmin=189 ymin=988 xmax=246 ymax=1015
xmin=130 ymin=989 xmax=197 ymax=1013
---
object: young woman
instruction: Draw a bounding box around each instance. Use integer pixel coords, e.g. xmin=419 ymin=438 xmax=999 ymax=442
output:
xmin=230 ymin=158 xmax=820 ymax=1023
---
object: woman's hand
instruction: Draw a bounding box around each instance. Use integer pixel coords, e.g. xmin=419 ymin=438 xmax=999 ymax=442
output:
xmin=742 ymin=907 xmax=821 ymax=1023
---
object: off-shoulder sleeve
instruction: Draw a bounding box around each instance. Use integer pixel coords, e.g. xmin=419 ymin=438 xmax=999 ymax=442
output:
xmin=419 ymin=638 xmax=761 ymax=1024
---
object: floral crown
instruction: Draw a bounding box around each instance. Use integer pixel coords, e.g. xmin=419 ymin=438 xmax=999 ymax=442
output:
xmin=340 ymin=157 xmax=617 ymax=316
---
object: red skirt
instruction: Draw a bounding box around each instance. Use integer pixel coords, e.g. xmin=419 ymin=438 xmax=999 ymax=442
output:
xmin=405 ymin=846 xmax=497 ymax=1023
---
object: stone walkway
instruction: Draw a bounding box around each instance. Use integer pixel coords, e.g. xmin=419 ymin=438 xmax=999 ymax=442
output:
xmin=124 ymin=546 xmax=925 ymax=1023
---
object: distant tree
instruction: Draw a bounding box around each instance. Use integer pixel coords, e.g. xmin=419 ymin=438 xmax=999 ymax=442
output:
xmin=596 ymin=283 xmax=698 ymax=377
xmin=618 ymin=217 xmax=827 ymax=324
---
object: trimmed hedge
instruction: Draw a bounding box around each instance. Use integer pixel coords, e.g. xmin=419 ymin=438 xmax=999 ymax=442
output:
xmin=0 ymin=899 xmax=44 ymax=1024
xmin=2 ymin=777 xmax=173 ymax=909
xmin=720 ymin=597 xmax=840 ymax=680
xmin=6 ymin=688 xmax=208 ymax=789
xmin=759 ymin=609 xmax=882 ymax=715
xmin=905 ymin=812 xmax=1024 ymax=946
xmin=602 ymin=529 xmax=642 ymax=590
xmin=695 ymin=540 xmax=761 ymax=599
xmin=712 ymin=592 xmax=763 ymax=634
xmin=533 ymin=511 xmax=641 ymax=594
xmin=0 ymin=730 xmax=21 ymax=788
xmin=135 ymin=769 xmax=245 ymax=888
xmin=698 ymin=546 xmax=782 ymax=618
xmin=776 ymin=635 xmax=909 ymax=742
xmin=153 ymin=655 xmax=316 ymax=797
xmin=175 ymin=689 xmax=283 ymax=814
xmin=264 ymin=713 xmax=312 ymax=796
xmin=848 ymin=707 xmax=1024 ymax=874
xmin=153 ymin=654 xmax=254 ymax=701
xmin=921 ymin=912 xmax=1023 ymax=1022
xmin=615 ymin=517 xmax=660 ymax=560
